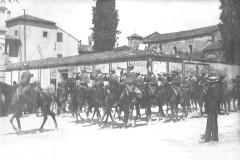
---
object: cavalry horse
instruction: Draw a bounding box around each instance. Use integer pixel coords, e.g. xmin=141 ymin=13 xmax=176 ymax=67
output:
xmin=63 ymin=78 xmax=105 ymax=124
xmin=157 ymin=74 xmax=188 ymax=121
xmin=0 ymin=82 xmax=58 ymax=134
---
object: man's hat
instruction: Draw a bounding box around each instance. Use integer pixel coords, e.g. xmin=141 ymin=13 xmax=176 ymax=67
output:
xmin=95 ymin=68 xmax=101 ymax=73
xmin=110 ymin=69 xmax=115 ymax=73
xmin=128 ymin=64 xmax=134 ymax=70
xmin=81 ymin=68 xmax=86 ymax=72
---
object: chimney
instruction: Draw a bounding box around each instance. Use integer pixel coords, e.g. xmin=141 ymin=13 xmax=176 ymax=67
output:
xmin=7 ymin=10 xmax=11 ymax=20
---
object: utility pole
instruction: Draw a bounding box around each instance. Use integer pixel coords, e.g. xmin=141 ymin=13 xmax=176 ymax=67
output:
xmin=23 ymin=9 xmax=26 ymax=62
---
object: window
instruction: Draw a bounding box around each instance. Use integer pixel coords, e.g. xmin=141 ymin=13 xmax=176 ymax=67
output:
xmin=173 ymin=46 xmax=177 ymax=55
xmin=15 ymin=30 xmax=18 ymax=36
xmin=43 ymin=31 xmax=48 ymax=38
xmin=189 ymin=45 xmax=193 ymax=53
xmin=57 ymin=32 xmax=63 ymax=42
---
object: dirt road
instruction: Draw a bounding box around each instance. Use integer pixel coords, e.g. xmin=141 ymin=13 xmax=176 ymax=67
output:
xmin=0 ymin=110 xmax=239 ymax=160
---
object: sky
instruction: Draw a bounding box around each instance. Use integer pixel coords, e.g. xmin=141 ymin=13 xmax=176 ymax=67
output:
xmin=4 ymin=0 xmax=221 ymax=46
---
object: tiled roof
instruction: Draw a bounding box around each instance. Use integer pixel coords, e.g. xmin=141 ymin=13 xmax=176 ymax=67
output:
xmin=6 ymin=14 xmax=56 ymax=25
xmin=6 ymin=50 xmax=156 ymax=70
xmin=143 ymin=32 xmax=160 ymax=42
xmin=143 ymin=25 xmax=218 ymax=43
xmin=203 ymin=41 xmax=222 ymax=52
xmin=127 ymin=33 xmax=143 ymax=39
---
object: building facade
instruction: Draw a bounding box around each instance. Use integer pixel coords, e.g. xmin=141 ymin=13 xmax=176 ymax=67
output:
xmin=6 ymin=14 xmax=79 ymax=62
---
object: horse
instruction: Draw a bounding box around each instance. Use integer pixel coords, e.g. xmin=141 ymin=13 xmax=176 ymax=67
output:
xmin=0 ymin=82 xmax=16 ymax=116
xmin=99 ymin=84 xmax=122 ymax=128
xmin=63 ymin=78 xmax=104 ymax=124
xmin=219 ymin=88 xmax=231 ymax=114
xmin=192 ymin=82 xmax=207 ymax=116
xmin=0 ymin=82 xmax=58 ymax=134
xmin=113 ymin=83 xmax=137 ymax=129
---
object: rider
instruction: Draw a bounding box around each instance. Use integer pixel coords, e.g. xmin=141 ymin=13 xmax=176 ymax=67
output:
xmin=124 ymin=64 xmax=138 ymax=95
xmin=78 ymin=68 xmax=90 ymax=88
xmin=104 ymin=69 xmax=119 ymax=96
xmin=18 ymin=64 xmax=34 ymax=99
xmin=171 ymin=70 xmax=182 ymax=97
xmin=90 ymin=68 xmax=105 ymax=102
xmin=114 ymin=65 xmax=141 ymax=107
xmin=135 ymin=71 xmax=145 ymax=93
xmin=144 ymin=71 xmax=158 ymax=97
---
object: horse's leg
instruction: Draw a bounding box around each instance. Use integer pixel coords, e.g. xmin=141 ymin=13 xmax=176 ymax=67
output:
xmin=166 ymin=102 xmax=169 ymax=114
xmin=175 ymin=101 xmax=179 ymax=121
xmin=39 ymin=108 xmax=48 ymax=131
xmin=109 ymin=109 xmax=115 ymax=127
xmin=10 ymin=110 xmax=20 ymax=133
xmin=16 ymin=114 xmax=21 ymax=133
xmin=232 ymin=98 xmax=236 ymax=111
xmin=123 ymin=105 xmax=129 ymax=129
xmin=48 ymin=110 xmax=58 ymax=130
xmin=158 ymin=102 xmax=165 ymax=120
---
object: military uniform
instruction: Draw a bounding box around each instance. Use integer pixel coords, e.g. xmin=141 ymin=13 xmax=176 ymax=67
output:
xmin=200 ymin=79 xmax=221 ymax=143
xmin=12 ymin=70 xmax=33 ymax=107
xmin=104 ymin=69 xmax=119 ymax=98
xmin=144 ymin=72 xmax=158 ymax=96
xmin=18 ymin=70 xmax=33 ymax=98
xmin=90 ymin=69 xmax=105 ymax=101
xmin=78 ymin=72 xmax=90 ymax=87
xmin=171 ymin=71 xmax=182 ymax=96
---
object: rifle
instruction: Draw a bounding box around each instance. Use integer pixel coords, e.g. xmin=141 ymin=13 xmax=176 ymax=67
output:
xmin=117 ymin=67 xmax=127 ymax=70
xmin=101 ymin=72 xmax=109 ymax=76
xmin=140 ymin=74 xmax=147 ymax=76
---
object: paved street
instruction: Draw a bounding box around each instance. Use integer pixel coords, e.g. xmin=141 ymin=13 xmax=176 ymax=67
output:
xmin=0 ymin=109 xmax=239 ymax=160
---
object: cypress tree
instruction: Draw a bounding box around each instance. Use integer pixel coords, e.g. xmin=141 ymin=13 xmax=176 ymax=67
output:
xmin=92 ymin=0 xmax=120 ymax=52
xmin=219 ymin=0 xmax=240 ymax=63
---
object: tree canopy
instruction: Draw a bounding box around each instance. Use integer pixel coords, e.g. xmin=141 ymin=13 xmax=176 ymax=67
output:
xmin=91 ymin=0 xmax=120 ymax=52
xmin=219 ymin=0 xmax=240 ymax=63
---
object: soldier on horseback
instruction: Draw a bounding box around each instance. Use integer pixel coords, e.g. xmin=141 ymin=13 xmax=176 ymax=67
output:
xmin=90 ymin=68 xmax=105 ymax=104
xmin=104 ymin=69 xmax=119 ymax=94
xmin=135 ymin=71 xmax=145 ymax=93
xmin=13 ymin=64 xmax=33 ymax=106
xmin=167 ymin=70 xmax=182 ymax=98
xmin=144 ymin=71 xmax=158 ymax=99
xmin=78 ymin=68 xmax=90 ymax=88
xmin=114 ymin=65 xmax=142 ymax=107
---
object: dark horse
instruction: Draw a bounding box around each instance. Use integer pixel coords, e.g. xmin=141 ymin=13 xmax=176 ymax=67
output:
xmin=0 ymin=82 xmax=58 ymax=134
xmin=63 ymin=78 xmax=105 ymax=124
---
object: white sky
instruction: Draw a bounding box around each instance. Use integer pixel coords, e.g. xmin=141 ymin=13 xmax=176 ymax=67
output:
xmin=5 ymin=0 xmax=221 ymax=46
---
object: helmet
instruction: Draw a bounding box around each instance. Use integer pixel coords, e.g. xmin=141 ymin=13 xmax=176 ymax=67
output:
xmin=136 ymin=71 xmax=140 ymax=76
xmin=128 ymin=64 xmax=134 ymax=70
xmin=95 ymin=68 xmax=101 ymax=73
xmin=110 ymin=69 xmax=115 ymax=74
xmin=81 ymin=68 xmax=86 ymax=73
xmin=148 ymin=71 xmax=153 ymax=75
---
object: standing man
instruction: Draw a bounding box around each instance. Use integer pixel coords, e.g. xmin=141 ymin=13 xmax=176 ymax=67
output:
xmin=199 ymin=75 xmax=221 ymax=143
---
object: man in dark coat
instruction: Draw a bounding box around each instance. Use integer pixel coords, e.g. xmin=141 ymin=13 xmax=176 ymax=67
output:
xmin=144 ymin=71 xmax=158 ymax=97
xmin=90 ymin=68 xmax=105 ymax=102
xmin=199 ymin=76 xmax=221 ymax=143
